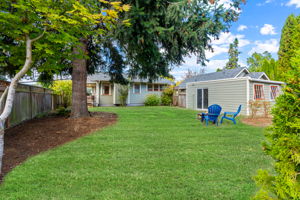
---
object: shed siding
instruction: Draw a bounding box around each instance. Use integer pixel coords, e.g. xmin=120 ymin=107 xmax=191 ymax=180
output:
xmin=186 ymin=79 xmax=248 ymax=115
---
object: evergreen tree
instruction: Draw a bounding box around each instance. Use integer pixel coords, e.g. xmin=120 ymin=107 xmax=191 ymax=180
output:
xmin=247 ymin=51 xmax=279 ymax=80
xmin=277 ymin=14 xmax=300 ymax=81
xmin=225 ymin=38 xmax=240 ymax=69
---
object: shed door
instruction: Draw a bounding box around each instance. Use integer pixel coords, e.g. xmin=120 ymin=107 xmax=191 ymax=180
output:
xmin=197 ymin=88 xmax=208 ymax=109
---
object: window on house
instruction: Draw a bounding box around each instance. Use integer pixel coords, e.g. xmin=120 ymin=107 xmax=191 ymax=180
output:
xmin=154 ymin=84 xmax=159 ymax=91
xmin=197 ymin=88 xmax=208 ymax=109
xmin=134 ymin=83 xmax=141 ymax=94
xmin=148 ymin=84 xmax=153 ymax=91
xmin=102 ymin=84 xmax=110 ymax=95
xmin=254 ymin=84 xmax=264 ymax=100
xmin=160 ymin=85 xmax=165 ymax=91
xmin=270 ymin=86 xmax=279 ymax=100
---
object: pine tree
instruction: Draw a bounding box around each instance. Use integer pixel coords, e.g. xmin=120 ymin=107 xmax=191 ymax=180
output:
xmin=277 ymin=14 xmax=300 ymax=81
xmin=225 ymin=38 xmax=241 ymax=69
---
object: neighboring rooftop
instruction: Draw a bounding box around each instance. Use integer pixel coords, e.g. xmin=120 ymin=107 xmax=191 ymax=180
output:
xmin=177 ymin=67 xmax=270 ymax=89
xmin=87 ymin=72 xmax=174 ymax=85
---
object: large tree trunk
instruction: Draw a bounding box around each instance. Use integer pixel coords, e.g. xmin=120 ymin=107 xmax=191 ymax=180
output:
xmin=70 ymin=38 xmax=90 ymax=118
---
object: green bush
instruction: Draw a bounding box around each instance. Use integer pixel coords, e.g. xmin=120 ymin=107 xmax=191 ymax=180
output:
xmin=56 ymin=107 xmax=71 ymax=116
xmin=161 ymin=86 xmax=174 ymax=106
xmin=253 ymin=50 xmax=300 ymax=199
xmin=118 ymin=85 xmax=129 ymax=106
xmin=144 ymin=94 xmax=160 ymax=106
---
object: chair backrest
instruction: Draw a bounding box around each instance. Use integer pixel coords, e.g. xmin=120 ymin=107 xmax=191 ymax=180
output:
xmin=208 ymin=104 xmax=222 ymax=120
xmin=234 ymin=105 xmax=242 ymax=117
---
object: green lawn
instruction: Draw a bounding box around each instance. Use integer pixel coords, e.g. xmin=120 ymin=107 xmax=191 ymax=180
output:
xmin=0 ymin=107 xmax=272 ymax=200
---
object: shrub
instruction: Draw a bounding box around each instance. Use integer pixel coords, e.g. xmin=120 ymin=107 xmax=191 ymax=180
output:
xmin=118 ymin=85 xmax=129 ymax=106
xmin=50 ymin=80 xmax=72 ymax=108
xmin=248 ymin=100 xmax=262 ymax=118
xmin=144 ymin=94 xmax=160 ymax=106
xmin=253 ymin=50 xmax=300 ymax=199
xmin=56 ymin=107 xmax=71 ymax=116
xmin=161 ymin=85 xmax=174 ymax=106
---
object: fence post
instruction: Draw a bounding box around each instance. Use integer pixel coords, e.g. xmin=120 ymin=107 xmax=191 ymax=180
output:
xmin=29 ymin=86 xmax=33 ymax=119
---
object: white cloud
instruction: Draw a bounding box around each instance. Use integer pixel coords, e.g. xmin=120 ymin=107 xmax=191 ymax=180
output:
xmin=257 ymin=0 xmax=273 ymax=6
xmin=248 ymin=39 xmax=279 ymax=55
xmin=260 ymin=24 xmax=276 ymax=35
xmin=286 ymin=0 xmax=300 ymax=8
xmin=237 ymin=25 xmax=248 ymax=31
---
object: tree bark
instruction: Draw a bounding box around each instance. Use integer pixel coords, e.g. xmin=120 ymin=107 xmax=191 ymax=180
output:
xmin=70 ymin=38 xmax=90 ymax=118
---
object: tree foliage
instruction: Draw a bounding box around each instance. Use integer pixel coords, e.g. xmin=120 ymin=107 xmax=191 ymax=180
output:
xmin=277 ymin=14 xmax=300 ymax=81
xmin=247 ymin=51 xmax=278 ymax=80
xmin=225 ymin=38 xmax=240 ymax=69
xmin=253 ymin=50 xmax=300 ymax=199
xmin=50 ymin=81 xmax=72 ymax=108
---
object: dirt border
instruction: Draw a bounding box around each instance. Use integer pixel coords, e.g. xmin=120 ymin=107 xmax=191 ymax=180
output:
xmin=241 ymin=117 xmax=272 ymax=127
xmin=1 ymin=111 xmax=117 ymax=181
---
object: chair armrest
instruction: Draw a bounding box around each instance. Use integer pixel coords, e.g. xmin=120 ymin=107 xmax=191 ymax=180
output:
xmin=224 ymin=112 xmax=236 ymax=116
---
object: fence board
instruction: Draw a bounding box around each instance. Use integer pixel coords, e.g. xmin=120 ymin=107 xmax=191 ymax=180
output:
xmin=0 ymin=80 xmax=62 ymax=128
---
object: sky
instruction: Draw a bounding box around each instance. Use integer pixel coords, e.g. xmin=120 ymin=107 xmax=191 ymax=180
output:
xmin=170 ymin=0 xmax=300 ymax=81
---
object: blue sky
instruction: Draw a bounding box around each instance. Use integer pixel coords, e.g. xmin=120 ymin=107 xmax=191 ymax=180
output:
xmin=171 ymin=0 xmax=300 ymax=80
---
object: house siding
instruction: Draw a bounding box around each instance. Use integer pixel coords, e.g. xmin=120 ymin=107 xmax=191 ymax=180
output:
xmin=128 ymin=83 xmax=163 ymax=105
xmin=99 ymin=82 xmax=114 ymax=106
xmin=186 ymin=79 xmax=248 ymax=115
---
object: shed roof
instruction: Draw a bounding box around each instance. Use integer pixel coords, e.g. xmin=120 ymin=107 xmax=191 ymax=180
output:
xmin=177 ymin=67 xmax=250 ymax=89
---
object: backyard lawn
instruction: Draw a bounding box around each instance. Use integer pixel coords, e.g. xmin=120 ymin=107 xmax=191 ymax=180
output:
xmin=0 ymin=107 xmax=272 ymax=200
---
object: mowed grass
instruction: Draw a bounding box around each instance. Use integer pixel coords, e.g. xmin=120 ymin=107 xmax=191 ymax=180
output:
xmin=0 ymin=107 xmax=272 ymax=200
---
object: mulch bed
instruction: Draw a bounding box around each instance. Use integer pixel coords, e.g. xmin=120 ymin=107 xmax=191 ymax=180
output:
xmin=1 ymin=112 xmax=117 ymax=181
xmin=241 ymin=117 xmax=272 ymax=127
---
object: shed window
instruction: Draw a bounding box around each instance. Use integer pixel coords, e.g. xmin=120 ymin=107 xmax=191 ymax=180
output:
xmin=270 ymin=86 xmax=279 ymax=100
xmin=102 ymin=84 xmax=110 ymax=95
xmin=254 ymin=84 xmax=264 ymax=100
xmin=197 ymin=88 xmax=208 ymax=109
xmin=148 ymin=84 xmax=153 ymax=91
xmin=134 ymin=83 xmax=141 ymax=94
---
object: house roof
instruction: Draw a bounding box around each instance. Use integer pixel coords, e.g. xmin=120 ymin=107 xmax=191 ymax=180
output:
xmin=87 ymin=72 xmax=174 ymax=85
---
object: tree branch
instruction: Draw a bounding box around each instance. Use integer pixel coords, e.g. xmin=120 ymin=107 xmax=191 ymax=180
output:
xmin=30 ymin=27 xmax=47 ymax=42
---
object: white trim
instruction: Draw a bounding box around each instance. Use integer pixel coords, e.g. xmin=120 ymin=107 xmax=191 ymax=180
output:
xmin=269 ymin=85 xmax=279 ymax=101
xmin=96 ymin=81 xmax=100 ymax=106
xmin=249 ymin=78 xmax=284 ymax=85
xmin=195 ymin=88 xmax=208 ymax=110
xmin=259 ymin=73 xmax=270 ymax=80
xmin=113 ymin=83 xmax=116 ymax=104
xmin=253 ymin=83 xmax=264 ymax=100
xmin=101 ymin=82 xmax=112 ymax=95
xmin=246 ymin=77 xmax=250 ymax=115
xmin=133 ymin=83 xmax=141 ymax=94
xmin=127 ymin=83 xmax=131 ymax=104
xmin=234 ymin=68 xmax=250 ymax=78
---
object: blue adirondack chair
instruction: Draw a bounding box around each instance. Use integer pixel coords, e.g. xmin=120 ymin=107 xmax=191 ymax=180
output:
xmin=201 ymin=104 xmax=222 ymax=126
xmin=220 ymin=105 xmax=242 ymax=125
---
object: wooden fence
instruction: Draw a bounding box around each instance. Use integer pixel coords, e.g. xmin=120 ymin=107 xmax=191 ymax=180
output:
xmin=0 ymin=80 xmax=63 ymax=128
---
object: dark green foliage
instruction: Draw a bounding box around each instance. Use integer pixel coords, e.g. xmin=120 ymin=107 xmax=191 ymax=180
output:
xmin=247 ymin=51 xmax=279 ymax=80
xmin=225 ymin=38 xmax=240 ymax=69
xmin=144 ymin=94 xmax=160 ymax=106
xmin=161 ymin=86 xmax=174 ymax=106
xmin=118 ymin=85 xmax=129 ymax=106
xmin=278 ymin=14 xmax=300 ymax=81
xmin=56 ymin=107 xmax=71 ymax=117
xmin=253 ymin=50 xmax=300 ymax=199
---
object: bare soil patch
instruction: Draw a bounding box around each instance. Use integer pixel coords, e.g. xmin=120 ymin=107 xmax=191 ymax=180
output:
xmin=241 ymin=117 xmax=272 ymax=127
xmin=1 ymin=112 xmax=117 ymax=179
